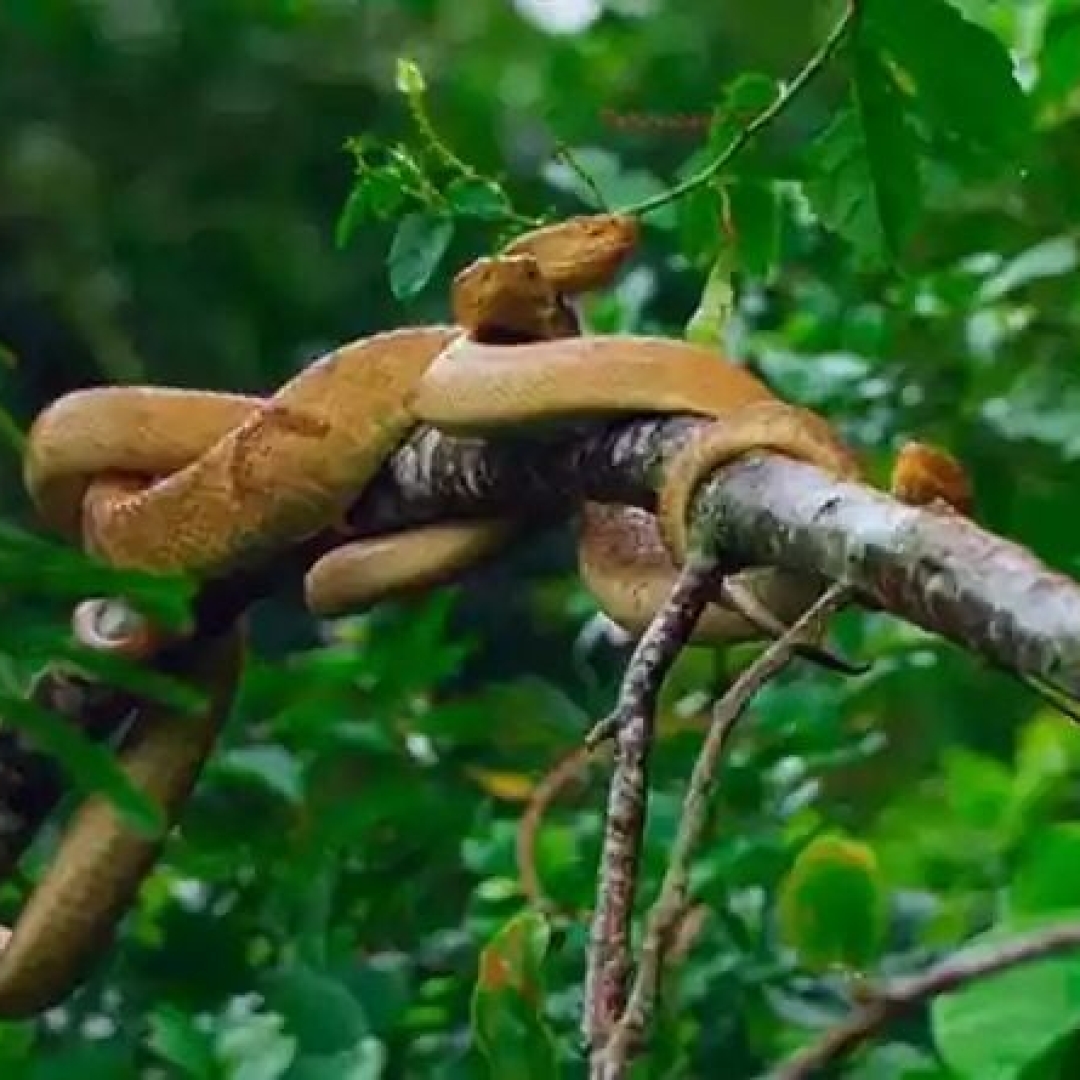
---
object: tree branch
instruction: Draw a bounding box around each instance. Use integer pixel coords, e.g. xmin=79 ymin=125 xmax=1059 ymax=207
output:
xmin=584 ymin=554 xmax=720 ymax=1059
xmin=766 ymin=920 xmax=1080 ymax=1079
xmin=598 ymin=584 xmax=851 ymax=1079
xmin=5 ymin=410 xmax=1080 ymax=875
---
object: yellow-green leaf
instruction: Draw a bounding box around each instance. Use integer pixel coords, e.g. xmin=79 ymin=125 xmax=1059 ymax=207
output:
xmin=395 ymin=57 xmax=425 ymax=98
xmin=471 ymin=910 xmax=559 ymax=1078
xmin=685 ymin=248 xmax=735 ymax=349
xmin=778 ymin=832 xmax=886 ymax=973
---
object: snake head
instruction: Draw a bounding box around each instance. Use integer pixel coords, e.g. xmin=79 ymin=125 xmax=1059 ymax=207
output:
xmin=502 ymin=213 xmax=639 ymax=295
xmin=452 ymin=254 xmax=578 ymax=343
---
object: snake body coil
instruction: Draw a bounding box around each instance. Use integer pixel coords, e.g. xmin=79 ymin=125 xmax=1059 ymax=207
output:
xmin=2 ymin=212 xmax=961 ymax=1016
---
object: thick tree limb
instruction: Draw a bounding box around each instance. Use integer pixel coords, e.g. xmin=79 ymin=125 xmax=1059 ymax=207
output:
xmin=347 ymin=416 xmax=1080 ymax=701
xmin=5 ymin=411 xmax=1080 ymax=865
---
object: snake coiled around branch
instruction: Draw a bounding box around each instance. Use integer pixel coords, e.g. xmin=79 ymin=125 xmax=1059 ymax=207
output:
xmin=0 ymin=213 xmax=969 ymax=1016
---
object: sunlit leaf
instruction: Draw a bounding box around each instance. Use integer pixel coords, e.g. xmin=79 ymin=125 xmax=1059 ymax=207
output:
xmin=466 ymin=766 xmax=535 ymax=802
xmin=1035 ymin=9 xmax=1080 ymax=124
xmin=394 ymin=57 xmax=425 ymax=98
xmin=685 ymin=248 xmax=735 ymax=348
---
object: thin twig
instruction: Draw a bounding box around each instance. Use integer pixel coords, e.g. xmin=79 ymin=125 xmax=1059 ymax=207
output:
xmin=618 ymin=0 xmax=860 ymax=218
xmin=599 ymin=583 xmax=852 ymax=1077
xmin=766 ymin=920 xmax=1080 ymax=1079
xmin=516 ymin=743 xmax=595 ymax=916
xmin=583 ymin=553 xmax=721 ymax=1057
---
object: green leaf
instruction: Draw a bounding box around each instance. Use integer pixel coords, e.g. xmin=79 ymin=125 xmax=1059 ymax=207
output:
xmin=542 ymin=147 xmax=674 ymax=226
xmin=805 ymin=32 xmax=923 ymax=267
xmin=676 ymin=177 xmax=721 ymax=269
xmin=446 ymin=177 xmax=510 ymax=220
xmin=0 ymin=691 xmax=164 ymax=835
xmin=261 ymin=965 xmax=370 ymax=1056
xmin=0 ymin=523 xmax=194 ymax=629
xmin=850 ymin=39 xmax=923 ymax=259
xmin=685 ymin=248 xmax=736 ymax=349
xmin=334 ymin=185 xmax=368 ymax=250
xmin=777 ymin=832 xmax=887 ymax=973
xmin=0 ymin=403 xmax=25 ymax=456
xmin=337 ymin=161 xmax=415 ymax=248
xmin=1035 ymin=9 xmax=1080 ymax=124
xmin=845 ymin=1042 xmax=950 ymax=1079
xmin=283 ymin=1042 xmax=386 ymax=1080
xmin=215 ymin=745 xmax=305 ymax=805
xmin=863 ymin=0 xmax=1032 ymax=168
xmin=542 ymin=146 xmax=619 ymax=208
xmin=363 ymin=168 xmax=408 ymax=221
xmin=0 ymin=1022 xmax=34 ymax=1072
xmin=147 ymin=1006 xmax=217 ymax=1079
xmin=1013 ymin=711 xmax=1080 ymax=800
xmin=706 ymin=73 xmax=779 ymax=161
xmin=387 ymin=211 xmax=453 ymax=300
xmin=1009 ymin=825 xmax=1080 ymax=918
xmin=726 ymin=178 xmax=780 ymax=280
xmin=215 ymin=1011 xmax=297 ymax=1080
xmin=805 ymin=110 xmax=888 ymax=265
xmin=471 ymin=909 xmax=559 ymax=1079
xmin=29 ymin=1043 xmax=138 ymax=1080
xmin=932 ymin=921 xmax=1080 ymax=1080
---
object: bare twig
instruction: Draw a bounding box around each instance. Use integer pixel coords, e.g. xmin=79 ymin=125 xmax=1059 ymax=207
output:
xmin=598 ymin=583 xmax=852 ymax=1078
xmin=766 ymin=920 xmax=1080 ymax=1079
xmin=583 ymin=553 xmax=721 ymax=1057
xmin=516 ymin=743 xmax=595 ymax=916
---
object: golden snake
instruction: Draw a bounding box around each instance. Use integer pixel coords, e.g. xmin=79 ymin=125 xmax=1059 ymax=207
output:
xmin=0 ymin=213 xmax=969 ymax=1015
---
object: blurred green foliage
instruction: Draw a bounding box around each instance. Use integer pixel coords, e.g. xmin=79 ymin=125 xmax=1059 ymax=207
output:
xmin=3 ymin=0 xmax=1080 ymax=1076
